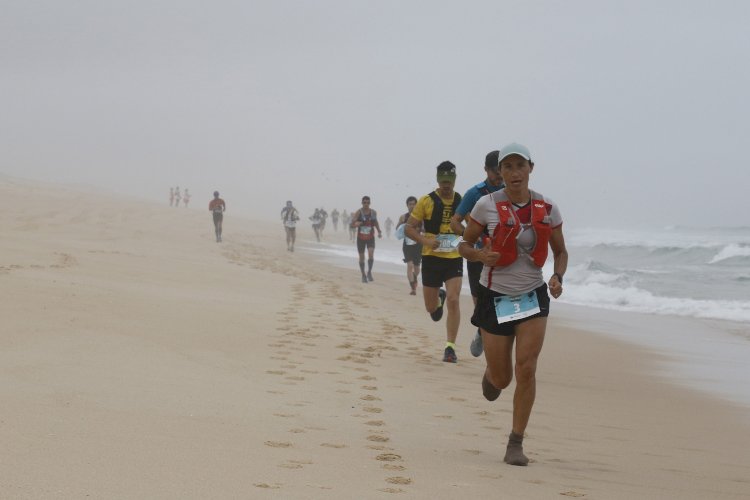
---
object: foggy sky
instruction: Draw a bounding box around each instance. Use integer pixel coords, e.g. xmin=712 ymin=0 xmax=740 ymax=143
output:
xmin=2 ymin=0 xmax=749 ymax=228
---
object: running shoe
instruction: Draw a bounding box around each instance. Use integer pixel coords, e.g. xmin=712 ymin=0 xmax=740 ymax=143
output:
xmin=470 ymin=328 xmax=483 ymax=357
xmin=430 ymin=289 xmax=446 ymax=322
xmin=361 ymin=275 xmax=368 ymax=283
xmin=367 ymin=272 xmax=374 ymax=281
xmin=443 ymin=345 xmax=457 ymax=363
xmin=482 ymin=373 xmax=501 ymax=401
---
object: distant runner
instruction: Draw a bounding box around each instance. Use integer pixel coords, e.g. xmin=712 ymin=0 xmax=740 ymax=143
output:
xmin=281 ymin=200 xmax=300 ymax=252
xmin=183 ymin=188 xmax=191 ymax=208
xmin=318 ymin=208 xmax=328 ymax=238
xmin=331 ymin=208 xmax=340 ymax=232
xmin=310 ymin=209 xmax=322 ymax=242
xmin=174 ymin=186 xmax=181 ymax=208
xmin=396 ymin=196 xmax=423 ymax=295
xmin=458 ymin=143 xmax=568 ymax=466
xmin=450 ymin=150 xmax=504 ymax=357
xmin=347 ymin=209 xmax=357 ymax=241
xmin=208 ymin=191 xmax=226 ymax=242
xmin=405 ymin=161 xmax=463 ymax=363
xmin=384 ymin=217 xmax=394 ymax=239
xmin=351 ymin=195 xmax=382 ymax=283
xmin=169 ymin=187 xmax=174 ymax=207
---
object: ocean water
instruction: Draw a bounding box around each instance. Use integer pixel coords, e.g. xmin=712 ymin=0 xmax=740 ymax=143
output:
xmin=304 ymin=225 xmax=750 ymax=325
xmin=562 ymin=226 xmax=750 ymax=324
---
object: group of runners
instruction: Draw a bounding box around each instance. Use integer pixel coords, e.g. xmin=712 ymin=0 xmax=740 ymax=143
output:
xmin=168 ymin=186 xmax=191 ymax=208
xmin=270 ymin=143 xmax=568 ymax=466
xmin=306 ymin=143 xmax=567 ymax=467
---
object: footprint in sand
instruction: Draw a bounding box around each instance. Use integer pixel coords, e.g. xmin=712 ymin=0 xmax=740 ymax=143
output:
xmin=289 ymin=428 xmax=306 ymax=434
xmin=363 ymin=407 xmax=383 ymax=414
xmin=358 ymin=375 xmax=376 ymax=381
xmin=366 ymin=445 xmax=392 ymax=451
xmin=278 ymin=463 xmax=303 ymax=469
xmin=386 ymin=477 xmax=412 ymax=485
xmin=266 ymin=370 xmax=286 ymax=375
xmin=264 ymin=441 xmax=292 ymax=448
xmin=364 ymin=420 xmax=385 ymax=426
xmin=378 ymin=488 xmax=404 ymax=494
xmin=254 ymin=483 xmax=281 ymax=489
xmin=560 ymin=492 xmax=586 ymax=497
xmin=320 ymin=443 xmax=347 ymax=448
xmin=367 ymin=435 xmax=390 ymax=442
xmin=383 ymin=464 xmax=405 ymax=471
xmin=361 ymin=386 xmax=378 ymax=391
xmin=433 ymin=414 xmax=453 ymax=419
xmin=360 ymin=395 xmax=381 ymax=401
xmin=376 ymin=453 xmax=402 ymax=462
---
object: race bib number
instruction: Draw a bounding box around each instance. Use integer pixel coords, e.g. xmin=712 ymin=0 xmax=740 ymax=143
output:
xmin=360 ymin=226 xmax=372 ymax=235
xmin=284 ymin=220 xmax=296 ymax=228
xmin=434 ymin=234 xmax=459 ymax=252
xmin=494 ymin=292 xmax=540 ymax=324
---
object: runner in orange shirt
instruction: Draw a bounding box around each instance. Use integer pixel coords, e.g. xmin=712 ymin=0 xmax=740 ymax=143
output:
xmin=208 ymin=191 xmax=226 ymax=242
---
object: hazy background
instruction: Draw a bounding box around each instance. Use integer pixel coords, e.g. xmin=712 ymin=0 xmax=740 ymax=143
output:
xmin=2 ymin=0 xmax=748 ymax=227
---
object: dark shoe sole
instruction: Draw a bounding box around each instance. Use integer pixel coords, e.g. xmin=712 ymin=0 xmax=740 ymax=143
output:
xmin=430 ymin=289 xmax=446 ymax=321
xmin=482 ymin=373 xmax=501 ymax=401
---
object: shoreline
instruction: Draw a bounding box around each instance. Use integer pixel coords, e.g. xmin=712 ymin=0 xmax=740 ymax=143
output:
xmin=295 ymin=227 xmax=750 ymax=411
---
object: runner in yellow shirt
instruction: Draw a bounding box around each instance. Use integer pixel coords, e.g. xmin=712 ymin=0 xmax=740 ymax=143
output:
xmin=404 ymin=161 xmax=463 ymax=363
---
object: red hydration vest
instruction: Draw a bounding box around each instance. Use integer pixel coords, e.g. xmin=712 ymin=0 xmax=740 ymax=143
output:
xmin=356 ymin=210 xmax=376 ymax=241
xmin=487 ymin=191 xmax=552 ymax=268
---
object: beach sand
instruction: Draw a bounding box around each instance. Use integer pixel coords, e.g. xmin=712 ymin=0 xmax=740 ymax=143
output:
xmin=2 ymin=178 xmax=749 ymax=499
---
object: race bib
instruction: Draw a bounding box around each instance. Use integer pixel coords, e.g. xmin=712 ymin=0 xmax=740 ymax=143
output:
xmin=284 ymin=220 xmax=296 ymax=228
xmin=494 ymin=292 xmax=540 ymax=324
xmin=360 ymin=226 xmax=373 ymax=235
xmin=434 ymin=234 xmax=459 ymax=252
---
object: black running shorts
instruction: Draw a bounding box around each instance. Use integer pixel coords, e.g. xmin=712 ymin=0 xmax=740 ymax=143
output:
xmin=357 ymin=238 xmax=375 ymax=253
xmin=421 ymin=255 xmax=463 ymax=288
xmin=467 ymin=260 xmax=484 ymax=297
xmin=471 ymin=283 xmax=550 ymax=336
xmin=402 ymin=244 xmax=423 ymax=264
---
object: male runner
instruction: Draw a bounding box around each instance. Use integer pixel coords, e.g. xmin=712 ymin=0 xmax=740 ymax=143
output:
xmin=405 ymin=162 xmax=463 ymax=363
xmin=331 ymin=209 xmax=340 ymax=231
xmin=350 ymin=196 xmax=382 ymax=283
xmin=208 ymin=191 xmax=226 ymax=242
xmin=384 ymin=217 xmax=394 ymax=239
xmin=396 ymin=196 xmax=423 ymax=295
xmin=281 ymin=200 xmax=300 ymax=251
xmin=450 ymin=150 xmax=504 ymax=357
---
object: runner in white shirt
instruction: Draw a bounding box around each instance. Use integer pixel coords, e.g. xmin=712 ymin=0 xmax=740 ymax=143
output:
xmin=458 ymin=143 xmax=568 ymax=467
